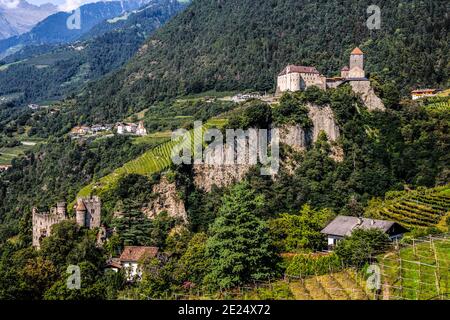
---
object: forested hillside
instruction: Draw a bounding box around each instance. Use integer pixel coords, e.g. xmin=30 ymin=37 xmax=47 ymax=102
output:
xmin=0 ymin=0 xmax=187 ymax=105
xmin=75 ymin=0 xmax=449 ymax=123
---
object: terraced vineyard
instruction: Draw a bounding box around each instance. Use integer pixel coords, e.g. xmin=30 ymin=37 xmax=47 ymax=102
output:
xmin=287 ymin=270 xmax=370 ymax=300
xmin=369 ymin=185 xmax=450 ymax=230
xmin=78 ymin=119 xmax=226 ymax=197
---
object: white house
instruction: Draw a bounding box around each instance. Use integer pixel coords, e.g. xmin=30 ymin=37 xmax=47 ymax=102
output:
xmin=116 ymin=121 xmax=147 ymax=136
xmin=411 ymin=89 xmax=439 ymax=100
xmin=118 ymin=246 xmax=159 ymax=281
xmin=0 ymin=165 xmax=12 ymax=172
xmin=321 ymin=216 xmax=408 ymax=250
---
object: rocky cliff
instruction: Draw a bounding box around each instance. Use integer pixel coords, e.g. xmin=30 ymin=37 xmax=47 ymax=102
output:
xmin=307 ymin=104 xmax=341 ymax=142
xmin=349 ymin=80 xmax=385 ymax=112
xmin=193 ymin=103 xmax=343 ymax=191
xmin=279 ymin=124 xmax=310 ymax=152
xmin=143 ymin=176 xmax=187 ymax=222
xmin=193 ymin=142 xmax=253 ymax=192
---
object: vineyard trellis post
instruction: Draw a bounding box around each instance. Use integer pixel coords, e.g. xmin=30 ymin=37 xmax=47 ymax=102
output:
xmin=431 ymin=238 xmax=442 ymax=300
xmin=397 ymin=244 xmax=404 ymax=299
xmin=416 ymin=240 xmax=422 ymax=300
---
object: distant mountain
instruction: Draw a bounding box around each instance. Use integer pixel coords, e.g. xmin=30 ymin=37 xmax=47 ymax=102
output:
xmin=0 ymin=0 xmax=188 ymax=104
xmin=0 ymin=0 xmax=150 ymax=57
xmin=0 ymin=0 xmax=57 ymax=40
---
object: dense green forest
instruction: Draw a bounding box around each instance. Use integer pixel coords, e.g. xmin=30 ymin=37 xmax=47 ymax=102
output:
xmin=73 ymin=0 xmax=449 ymax=124
xmin=0 ymin=135 xmax=161 ymax=242
xmin=0 ymin=87 xmax=448 ymax=300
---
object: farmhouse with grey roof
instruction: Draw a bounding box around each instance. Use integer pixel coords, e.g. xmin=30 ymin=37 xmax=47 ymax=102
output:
xmin=321 ymin=215 xmax=408 ymax=249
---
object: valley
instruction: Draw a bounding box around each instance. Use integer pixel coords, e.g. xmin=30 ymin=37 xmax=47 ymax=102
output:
xmin=0 ymin=0 xmax=448 ymax=303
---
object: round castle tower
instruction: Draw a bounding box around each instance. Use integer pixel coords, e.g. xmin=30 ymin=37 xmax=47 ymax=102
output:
xmin=76 ymin=199 xmax=87 ymax=227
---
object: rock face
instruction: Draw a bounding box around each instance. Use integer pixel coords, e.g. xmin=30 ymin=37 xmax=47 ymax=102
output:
xmin=144 ymin=177 xmax=187 ymax=222
xmin=193 ymin=142 xmax=253 ymax=192
xmin=0 ymin=1 xmax=57 ymax=40
xmin=193 ymin=103 xmax=344 ymax=191
xmin=349 ymin=80 xmax=385 ymax=111
xmin=279 ymin=124 xmax=310 ymax=152
xmin=307 ymin=104 xmax=340 ymax=142
xmin=193 ymin=163 xmax=252 ymax=192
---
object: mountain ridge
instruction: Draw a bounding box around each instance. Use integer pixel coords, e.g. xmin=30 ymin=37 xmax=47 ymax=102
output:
xmin=0 ymin=0 xmax=188 ymax=104
xmin=75 ymin=0 xmax=449 ymax=124
xmin=0 ymin=0 xmax=57 ymax=40
xmin=0 ymin=0 xmax=150 ymax=57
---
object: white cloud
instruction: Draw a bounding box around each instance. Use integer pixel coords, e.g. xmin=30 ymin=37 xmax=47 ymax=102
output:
xmin=59 ymin=0 xmax=114 ymax=12
xmin=0 ymin=0 xmax=21 ymax=9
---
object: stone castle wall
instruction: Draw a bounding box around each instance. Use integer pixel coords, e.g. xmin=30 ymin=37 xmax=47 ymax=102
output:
xmin=32 ymin=208 xmax=66 ymax=248
xmin=277 ymin=72 xmax=326 ymax=93
xmin=32 ymin=196 xmax=102 ymax=248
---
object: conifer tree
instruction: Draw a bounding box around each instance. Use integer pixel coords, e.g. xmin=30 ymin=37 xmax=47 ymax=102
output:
xmin=205 ymin=182 xmax=279 ymax=289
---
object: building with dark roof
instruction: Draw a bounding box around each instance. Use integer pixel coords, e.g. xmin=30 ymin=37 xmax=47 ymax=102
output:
xmin=276 ymin=47 xmax=368 ymax=93
xmin=321 ymin=215 xmax=408 ymax=249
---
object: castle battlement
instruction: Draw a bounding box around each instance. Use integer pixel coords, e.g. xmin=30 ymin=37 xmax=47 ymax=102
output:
xmin=32 ymin=197 xmax=102 ymax=248
xmin=32 ymin=204 xmax=67 ymax=248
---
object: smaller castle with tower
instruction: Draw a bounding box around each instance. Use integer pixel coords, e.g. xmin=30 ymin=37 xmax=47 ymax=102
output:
xmin=32 ymin=196 xmax=101 ymax=248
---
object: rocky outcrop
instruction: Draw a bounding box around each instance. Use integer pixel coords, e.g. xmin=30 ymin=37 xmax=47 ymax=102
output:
xmin=193 ymin=104 xmax=344 ymax=192
xmin=307 ymin=104 xmax=340 ymax=142
xmin=279 ymin=124 xmax=310 ymax=152
xmin=193 ymin=164 xmax=251 ymax=192
xmin=194 ymin=142 xmax=253 ymax=192
xmin=143 ymin=177 xmax=187 ymax=222
xmin=349 ymin=80 xmax=385 ymax=111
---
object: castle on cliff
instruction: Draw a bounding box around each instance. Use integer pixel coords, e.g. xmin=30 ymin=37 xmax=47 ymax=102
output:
xmin=276 ymin=47 xmax=366 ymax=92
xmin=32 ymin=196 xmax=101 ymax=248
xmin=276 ymin=47 xmax=385 ymax=111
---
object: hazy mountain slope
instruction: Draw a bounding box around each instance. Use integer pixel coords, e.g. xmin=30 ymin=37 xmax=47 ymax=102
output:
xmin=0 ymin=0 xmax=188 ymax=104
xmin=0 ymin=0 xmax=57 ymax=39
xmin=76 ymin=0 xmax=449 ymax=123
xmin=0 ymin=0 xmax=146 ymax=57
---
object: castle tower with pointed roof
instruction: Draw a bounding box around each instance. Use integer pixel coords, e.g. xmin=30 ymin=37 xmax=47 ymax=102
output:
xmin=32 ymin=196 xmax=101 ymax=248
xmin=75 ymin=196 xmax=101 ymax=229
xmin=348 ymin=47 xmax=365 ymax=79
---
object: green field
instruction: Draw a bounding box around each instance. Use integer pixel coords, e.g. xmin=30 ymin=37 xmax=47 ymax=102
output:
xmin=0 ymin=144 xmax=34 ymax=165
xmin=380 ymin=235 xmax=450 ymax=300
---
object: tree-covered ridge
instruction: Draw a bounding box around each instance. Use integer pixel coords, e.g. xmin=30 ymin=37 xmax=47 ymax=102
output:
xmin=0 ymin=0 xmax=188 ymax=105
xmin=76 ymin=0 xmax=449 ymax=123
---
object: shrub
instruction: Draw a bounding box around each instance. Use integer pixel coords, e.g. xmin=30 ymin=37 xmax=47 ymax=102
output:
xmin=335 ymin=229 xmax=390 ymax=267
